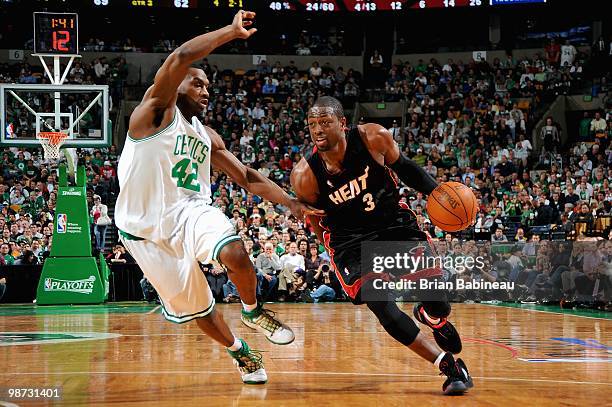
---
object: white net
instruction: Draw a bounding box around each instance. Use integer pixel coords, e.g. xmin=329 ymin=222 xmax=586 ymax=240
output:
xmin=37 ymin=132 xmax=68 ymax=160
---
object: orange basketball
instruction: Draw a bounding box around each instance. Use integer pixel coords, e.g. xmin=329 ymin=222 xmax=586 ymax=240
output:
xmin=426 ymin=181 xmax=477 ymax=232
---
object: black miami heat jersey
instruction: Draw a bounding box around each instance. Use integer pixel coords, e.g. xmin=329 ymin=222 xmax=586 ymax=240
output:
xmin=306 ymin=126 xmax=400 ymax=242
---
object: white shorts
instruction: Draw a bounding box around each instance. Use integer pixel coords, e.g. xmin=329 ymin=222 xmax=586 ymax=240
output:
xmin=120 ymin=204 xmax=241 ymax=324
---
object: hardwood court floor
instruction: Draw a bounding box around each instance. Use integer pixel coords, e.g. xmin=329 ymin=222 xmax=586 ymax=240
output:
xmin=0 ymin=302 xmax=610 ymax=406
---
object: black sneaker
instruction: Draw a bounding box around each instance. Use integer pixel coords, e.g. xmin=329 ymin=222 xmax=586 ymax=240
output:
xmin=439 ymin=352 xmax=474 ymax=395
xmin=413 ymin=303 xmax=462 ymax=354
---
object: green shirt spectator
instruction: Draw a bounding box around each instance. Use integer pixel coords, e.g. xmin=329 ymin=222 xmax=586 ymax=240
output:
xmin=412 ymin=150 xmax=427 ymax=167
xmin=1 ymin=243 xmax=14 ymax=265
xmin=579 ymin=113 xmax=591 ymax=140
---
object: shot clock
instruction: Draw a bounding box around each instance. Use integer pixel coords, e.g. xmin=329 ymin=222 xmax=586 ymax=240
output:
xmin=33 ymin=12 xmax=79 ymax=55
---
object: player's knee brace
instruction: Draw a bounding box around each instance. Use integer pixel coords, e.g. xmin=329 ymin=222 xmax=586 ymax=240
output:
xmin=422 ymin=301 xmax=451 ymax=319
xmin=366 ymin=301 xmax=419 ymax=346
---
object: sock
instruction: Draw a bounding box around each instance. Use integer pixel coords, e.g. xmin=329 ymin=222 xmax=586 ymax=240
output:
xmin=242 ymin=301 xmax=258 ymax=312
xmin=437 ymin=352 xmax=457 ymax=376
xmin=433 ymin=352 xmax=445 ymax=368
xmin=422 ymin=308 xmax=441 ymax=325
xmin=227 ymin=337 xmax=243 ymax=352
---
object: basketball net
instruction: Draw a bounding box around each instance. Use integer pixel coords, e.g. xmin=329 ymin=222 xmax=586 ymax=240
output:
xmin=37 ymin=131 xmax=68 ymax=161
xmin=37 ymin=131 xmax=77 ymax=180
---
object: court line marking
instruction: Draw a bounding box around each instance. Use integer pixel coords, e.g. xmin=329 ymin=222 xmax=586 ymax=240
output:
xmin=116 ymin=334 xmax=521 ymax=357
xmin=481 ymin=303 xmax=612 ymax=321
xmin=518 ymin=358 xmax=612 ymax=363
xmin=146 ymin=305 xmax=161 ymax=314
xmin=2 ymin=370 xmax=610 ymax=386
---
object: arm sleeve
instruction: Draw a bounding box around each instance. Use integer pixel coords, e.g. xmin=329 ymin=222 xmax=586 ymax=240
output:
xmin=388 ymin=153 xmax=438 ymax=195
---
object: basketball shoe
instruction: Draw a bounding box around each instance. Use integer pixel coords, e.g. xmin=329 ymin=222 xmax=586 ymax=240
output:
xmin=226 ymin=339 xmax=267 ymax=384
xmin=241 ymin=304 xmax=295 ymax=345
xmin=438 ymin=352 xmax=474 ymax=395
xmin=413 ymin=302 xmax=462 ymax=354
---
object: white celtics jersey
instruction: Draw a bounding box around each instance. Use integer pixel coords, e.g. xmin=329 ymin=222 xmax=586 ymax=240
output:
xmin=560 ymin=45 xmax=576 ymax=66
xmin=115 ymin=108 xmax=213 ymax=242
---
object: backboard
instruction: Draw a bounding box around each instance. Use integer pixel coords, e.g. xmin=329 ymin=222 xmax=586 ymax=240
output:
xmin=0 ymin=84 xmax=111 ymax=148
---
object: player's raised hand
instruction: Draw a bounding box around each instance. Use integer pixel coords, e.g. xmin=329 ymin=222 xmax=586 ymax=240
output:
xmin=232 ymin=10 xmax=257 ymax=39
xmin=288 ymin=199 xmax=325 ymax=220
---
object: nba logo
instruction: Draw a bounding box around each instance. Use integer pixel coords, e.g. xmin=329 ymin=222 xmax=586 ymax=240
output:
xmin=5 ymin=123 xmax=15 ymax=139
xmin=57 ymin=214 xmax=67 ymax=234
xmin=44 ymin=278 xmax=51 ymax=290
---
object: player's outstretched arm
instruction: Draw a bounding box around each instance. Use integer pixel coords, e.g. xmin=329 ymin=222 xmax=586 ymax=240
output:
xmin=209 ymin=128 xmax=324 ymax=220
xmin=147 ymin=10 xmax=256 ymax=110
xmin=290 ymin=159 xmax=325 ymax=243
xmin=362 ymin=123 xmax=438 ymax=195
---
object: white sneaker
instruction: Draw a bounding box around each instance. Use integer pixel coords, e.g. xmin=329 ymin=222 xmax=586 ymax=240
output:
xmin=227 ymin=339 xmax=267 ymax=384
xmin=235 ymin=364 xmax=268 ymax=385
xmin=241 ymin=305 xmax=295 ymax=345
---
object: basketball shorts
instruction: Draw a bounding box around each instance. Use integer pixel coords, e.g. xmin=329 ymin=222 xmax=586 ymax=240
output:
xmin=323 ymin=208 xmax=444 ymax=305
xmin=120 ymin=204 xmax=241 ymax=324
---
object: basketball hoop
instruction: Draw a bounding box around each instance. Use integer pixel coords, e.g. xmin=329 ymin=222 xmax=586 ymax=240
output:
xmin=37 ymin=131 xmax=68 ymax=160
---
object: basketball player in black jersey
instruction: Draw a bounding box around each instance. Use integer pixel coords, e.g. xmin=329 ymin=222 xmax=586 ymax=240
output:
xmin=291 ymin=97 xmax=473 ymax=395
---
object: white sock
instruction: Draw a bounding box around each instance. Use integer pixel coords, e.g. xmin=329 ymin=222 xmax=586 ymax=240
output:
xmin=227 ymin=337 xmax=243 ymax=352
xmin=422 ymin=309 xmax=441 ymax=325
xmin=242 ymin=301 xmax=258 ymax=312
xmin=433 ymin=352 xmax=446 ymax=368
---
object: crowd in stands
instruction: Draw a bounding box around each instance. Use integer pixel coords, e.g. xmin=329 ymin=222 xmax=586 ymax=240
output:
xmin=77 ymin=26 xmax=350 ymax=56
xmin=1 ymin=45 xmax=610 ymax=309
xmin=197 ymin=58 xmax=362 ymax=109
xmin=382 ymin=50 xmax=588 ymax=107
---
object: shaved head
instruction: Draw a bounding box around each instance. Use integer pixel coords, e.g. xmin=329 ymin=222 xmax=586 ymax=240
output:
xmin=309 ymin=96 xmax=344 ymax=119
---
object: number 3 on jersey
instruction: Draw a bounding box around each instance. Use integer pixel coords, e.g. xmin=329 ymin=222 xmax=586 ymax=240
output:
xmin=172 ymin=158 xmax=200 ymax=192
xmin=363 ymin=192 xmax=375 ymax=211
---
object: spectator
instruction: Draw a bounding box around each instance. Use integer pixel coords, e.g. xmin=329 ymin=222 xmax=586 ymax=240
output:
xmin=278 ymin=241 xmax=305 ymax=301
xmin=106 ymin=245 xmax=131 ymax=263
xmin=545 ymin=38 xmax=561 ymax=67
xmin=540 ymin=117 xmax=560 ymax=155
xmin=590 ymin=112 xmax=607 ymax=138
xmin=140 ymin=277 xmax=159 ymax=303
xmin=255 ymin=242 xmax=280 ymax=301
xmin=1 ymin=243 xmax=14 ymax=265
xmin=91 ymin=195 xmax=112 ymax=252
xmin=262 ymin=78 xmax=277 ymax=94
xmin=491 ymin=228 xmax=508 ymax=242
xmin=222 ymin=278 xmax=240 ymax=303
xmin=309 ymin=61 xmax=322 ymax=79
xmin=14 ymin=249 xmax=38 ymax=265
xmin=303 ymin=264 xmax=339 ymax=303
xmin=560 ymin=40 xmax=577 ymax=68
xmin=203 ymin=263 xmax=227 ymax=302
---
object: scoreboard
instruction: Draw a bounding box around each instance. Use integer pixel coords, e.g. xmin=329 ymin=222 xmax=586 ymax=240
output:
xmin=266 ymin=0 xmax=549 ymax=11
xmin=90 ymin=0 xmax=252 ymax=8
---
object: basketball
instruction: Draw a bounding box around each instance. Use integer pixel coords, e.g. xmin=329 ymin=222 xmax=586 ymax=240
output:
xmin=426 ymin=182 xmax=477 ymax=232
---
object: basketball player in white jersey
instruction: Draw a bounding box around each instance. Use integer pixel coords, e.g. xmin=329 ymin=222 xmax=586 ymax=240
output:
xmin=115 ymin=11 xmax=322 ymax=384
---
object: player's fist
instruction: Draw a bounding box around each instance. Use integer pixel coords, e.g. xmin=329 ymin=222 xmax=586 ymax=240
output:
xmin=232 ymin=10 xmax=257 ymax=39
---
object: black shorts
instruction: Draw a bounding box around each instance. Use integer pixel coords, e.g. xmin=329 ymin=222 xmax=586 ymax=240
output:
xmin=322 ymin=208 xmax=442 ymax=304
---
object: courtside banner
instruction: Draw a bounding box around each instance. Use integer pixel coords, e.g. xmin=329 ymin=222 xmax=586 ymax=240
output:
xmin=359 ymin=241 xmax=609 ymax=303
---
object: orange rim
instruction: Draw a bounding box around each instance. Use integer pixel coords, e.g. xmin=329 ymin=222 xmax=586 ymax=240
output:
xmin=37 ymin=132 xmax=67 ymax=145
